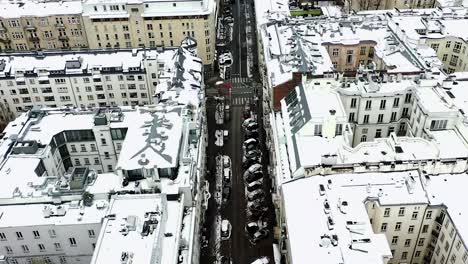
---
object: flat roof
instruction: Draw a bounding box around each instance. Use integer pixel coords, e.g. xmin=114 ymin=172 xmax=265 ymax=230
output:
xmin=282 ymin=171 xmax=427 ymax=264
xmin=0 ymin=1 xmax=82 ymax=18
xmin=0 ymin=200 xmax=107 ymax=228
xmin=91 ymin=194 xmax=183 ymax=264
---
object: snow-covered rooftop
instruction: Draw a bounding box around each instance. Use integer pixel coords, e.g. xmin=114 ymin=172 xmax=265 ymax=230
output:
xmin=0 ymin=1 xmax=82 ymax=18
xmin=91 ymin=194 xmax=184 ymax=264
xmin=282 ymin=171 xmax=427 ymax=264
xmin=0 ymin=48 xmax=175 ymax=78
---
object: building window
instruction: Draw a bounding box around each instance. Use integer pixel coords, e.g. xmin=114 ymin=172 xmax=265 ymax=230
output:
xmin=363 ymin=115 xmax=369 ymax=124
xmin=91 ymin=144 xmax=97 ymax=151
xmin=422 ymin=224 xmax=429 ymax=233
xmin=54 ymin=242 xmax=62 ymax=251
xmin=22 ymin=245 xmax=29 ymax=253
xmin=391 ymin=236 xmax=398 ymax=245
xmin=375 ymin=129 xmax=382 ymax=138
xmin=0 ymin=232 xmax=7 ymax=241
xmin=332 ymin=48 xmax=339 ymax=57
xmin=60 ymin=256 xmax=67 ymax=264
xmin=80 ymin=144 xmax=87 ymax=152
xmin=456 ymin=240 xmax=462 ymax=251
xmin=377 ymin=114 xmax=384 ymax=123
xmin=350 ymin=98 xmax=357 ymax=108
xmin=48 ymin=229 xmax=56 ymax=238
xmin=88 ymin=230 xmax=95 ymax=238
xmin=454 ymin=41 xmax=462 ymax=53
xmin=365 ymin=100 xmax=372 ymax=110
xmin=398 ymin=207 xmax=405 ymax=216
xmin=314 ymin=125 xmax=322 ymax=136
xmin=360 ymin=46 xmax=366 ymax=55
xmin=69 ymin=237 xmax=77 ymax=246
xmin=402 ymin=251 xmax=408 ymax=260
xmin=446 ymin=41 xmax=452 ymax=48
xmin=101 ymin=138 xmax=107 ymax=145
xmin=33 ymin=230 xmax=40 ymax=239
xmin=360 ymin=135 xmax=367 ymax=142
xmin=379 ymin=99 xmax=386 ymax=110
xmin=395 ymin=222 xmax=401 ymax=231
xmin=404 ymin=239 xmax=411 ymax=247
xmin=449 ymin=227 xmax=455 ymax=238
xmin=5 ymin=246 xmax=12 ymax=254
xmin=38 ymin=244 xmax=46 ymax=252
xmin=404 ymin=94 xmax=412 ymax=103
xmin=430 ymin=120 xmax=447 ymax=131
xmin=348 ymin=112 xmax=355 ymax=122
xmin=104 ymin=152 xmax=110 ymax=159
xmin=418 ymin=238 xmax=425 ymax=246
xmin=346 ymin=50 xmax=353 ymax=64
xmin=431 ymin=43 xmax=439 ymax=51
xmin=16 ymin=232 xmax=23 ymax=240
xmin=390 ymin=112 xmax=397 ymax=122
xmin=408 ymin=225 xmax=415 ymax=233
xmin=426 ymin=210 xmax=432 ymax=219
xmin=94 ymin=157 xmax=100 ymax=165
xmin=107 ymin=164 xmax=113 ymax=171
xmin=381 ymin=223 xmax=387 ymax=232
xmin=442 ymin=54 xmax=448 ymax=62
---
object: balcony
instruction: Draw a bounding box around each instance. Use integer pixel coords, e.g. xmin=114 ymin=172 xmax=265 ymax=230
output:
xmin=435 ymin=215 xmax=444 ymax=225
xmin=59 ymin=35 xmax=69 ymax=41
xmin=24 ymin=25 xmax=36 ymax=31
xmin=431 ymin=229 xmax=440 ymax=238
xmin=55 ymin=23 xmax=65 ymax=28
xmin=28 ymin=36 xmax=40 ymax=42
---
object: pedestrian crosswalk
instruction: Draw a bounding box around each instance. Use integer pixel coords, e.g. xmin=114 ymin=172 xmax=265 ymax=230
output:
xmin=230 ymin=77 xmax=250 ymax=84
xmin=231 ymin=95 xmax=254 ymax=106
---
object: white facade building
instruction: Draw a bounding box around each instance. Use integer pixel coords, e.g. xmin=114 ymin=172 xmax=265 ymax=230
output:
xmin=0 ymin=42 xmax=203 ymax=124
xmin=0 ymin=43 xmax=207 ymax=264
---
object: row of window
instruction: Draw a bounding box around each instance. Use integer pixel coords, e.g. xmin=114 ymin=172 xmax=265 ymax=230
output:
xmin=0 ymin=230 xmax=94 ymax=242
xmin=350 ymin=95 xmax=411 ymax=110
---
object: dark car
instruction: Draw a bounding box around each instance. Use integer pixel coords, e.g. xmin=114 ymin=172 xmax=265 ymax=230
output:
xmin=222 ymin=186 xmax=231 ymax=203
xmin=219 ymin=256 xmax=232 ymax=264
xmin=246 ymin=179 xmax=263 ymax=192
xmin=245 ymin=170 xmax=263 ymax=183
xmin=250 ymin=228 xmax=269 ymax=244
xmin=245 ymin=122 xmax=259 ymax=132
xmin=244 ymin=129 xmax=259 ymax=139
xmin=243 ymin=155 xmax=261 ymax=169
xmin=247 ymin=189 xmax=265 ymax=202
xmin=244 ymin=149 xmax=261 ymax=159
xmin=244 ymin=138 xmax=259 ymax=149
xmin=245 ymin=222 xmax=259 ymax=234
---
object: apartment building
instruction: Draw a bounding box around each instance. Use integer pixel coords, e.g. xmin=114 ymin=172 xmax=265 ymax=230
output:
xmin=388 ymin=11 xmax=468 ymax=74
xmin=349 ymin=0 xmax=435 ymax=12
xmin=280 ymin=170 xmax=468 ymax=264
xmin=76 ymin=0 xmax=215 ymax=65
xmin=0 ymin=40 xmax=203 ymax=124
xmin=0 ymin=43 xmax=206 ymax=264
xmin=0 ymin=1 xmax=87 ymax=52
xmin=0 ymin=0 xmax=216 ymax=66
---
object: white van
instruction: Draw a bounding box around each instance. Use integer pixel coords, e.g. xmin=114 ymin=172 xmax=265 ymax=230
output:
xmin=223 ymin=168 xmax=231 ymax=184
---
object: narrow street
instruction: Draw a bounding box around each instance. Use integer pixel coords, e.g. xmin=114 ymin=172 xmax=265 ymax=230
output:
xmin=200 ymin=0 xmax=275 ymax=262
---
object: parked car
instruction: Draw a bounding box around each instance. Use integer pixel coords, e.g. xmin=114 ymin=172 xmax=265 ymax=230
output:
xmin=250 ymin=229 xmax=269 ymax=244
xmin=223 ymin=156 xmax=231 ymax=168
xmin=246 ymin=222 xmax=259 ymax=234
xmin=245 ymin=171 xmax=263 ymax=183
xmin=244 ymin=149 xmax=261 ymax=160
xmin=223 ymin=186 xmax=231 ymax=203
xmin=251 ymin=256 xmax=270 ymax=264
xmin=244 ymin=129 xmax=259 ymax=139
xmin=221 ymin=219 xmax=231 ymax=240
xmin=244 ymin=122 xmax=259 ymax=132
xmin=247 ymin=189 xmax=265 ymax=202
xmin=246 ymin=179 xmax=263 ymax=192
xmin=243 ymin=155 xmax=261 ymax=169
xmin=242 ymin=118 xmax=256 ymax=129
xmin=246 ymin=164 xmax=262 ymax=174
xmin=218 ymin=256 xmax=232 ymax=264
xmin=223 ymin=168 xmax=231 ymax=184
xmin=243 ymin=138 xmax=259 ymax=150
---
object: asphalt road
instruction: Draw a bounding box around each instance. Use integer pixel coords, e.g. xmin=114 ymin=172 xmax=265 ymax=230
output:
xmin=200 ymin=0 xmax=275 ymax=262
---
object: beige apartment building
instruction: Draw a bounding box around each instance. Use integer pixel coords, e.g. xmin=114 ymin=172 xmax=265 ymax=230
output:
xmin=324 ymin=41 xmax=377 ymax=72
xmin=81 ymin=0 xmax=216 ymax=65
xmin=0 ymin=1 xmax=88 ymax=51
xmin=427 ymin=37 xmax=468 ymax=74
xmin=0 ymin=0 xmax=216 ymax=66
xmin=349 ymin=0 xmax=435 ymax=11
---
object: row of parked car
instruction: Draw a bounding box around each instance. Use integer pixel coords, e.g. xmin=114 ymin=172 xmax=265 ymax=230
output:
xmin=242 ymin=117 xmax=270 ymax=245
